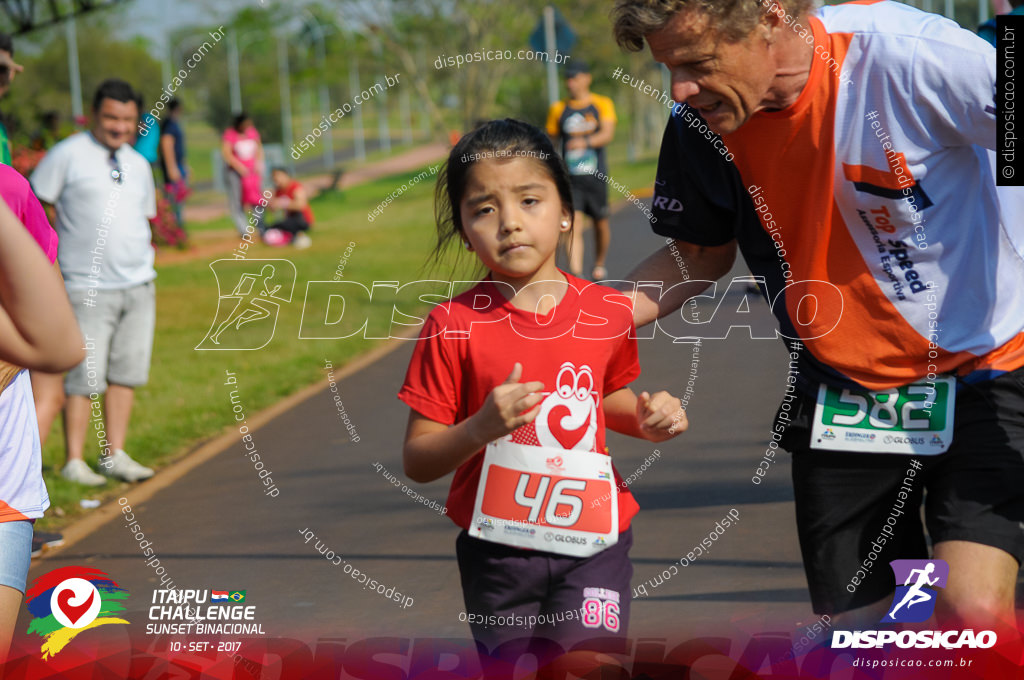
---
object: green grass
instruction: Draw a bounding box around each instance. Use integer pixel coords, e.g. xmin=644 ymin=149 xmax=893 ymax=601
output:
xmin=38 ymin=138 xmax=659 ymax=530
xmin=182 ymin=108 xmax=435 ymax=188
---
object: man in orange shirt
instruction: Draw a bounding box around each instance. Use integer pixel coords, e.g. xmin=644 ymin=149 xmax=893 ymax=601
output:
xmin=610 ymin=0 xmax=1022 ymax=634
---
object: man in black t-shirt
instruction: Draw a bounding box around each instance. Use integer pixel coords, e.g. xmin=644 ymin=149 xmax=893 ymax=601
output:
xmin=159 ymin=98 xmax=189 ymax=230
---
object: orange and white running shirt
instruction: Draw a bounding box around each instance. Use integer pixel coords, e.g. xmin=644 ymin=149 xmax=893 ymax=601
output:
xmin=651 ymin=0 xmax=1023 ymax=391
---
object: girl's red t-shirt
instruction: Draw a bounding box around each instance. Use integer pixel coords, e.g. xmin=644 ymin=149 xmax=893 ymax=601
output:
xmin=276 ymin=180 xmax=314 ymax=225
xmin=398 ymin=272 xmax=642 ymax=532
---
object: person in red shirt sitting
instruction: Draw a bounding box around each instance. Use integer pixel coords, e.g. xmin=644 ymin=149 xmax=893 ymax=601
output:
xmin=266 ymin=167 xmax=313 ymax=248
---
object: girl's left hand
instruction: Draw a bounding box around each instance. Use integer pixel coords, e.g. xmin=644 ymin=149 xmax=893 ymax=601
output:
xmin=636 ymin=390 xmax=688 ymax=441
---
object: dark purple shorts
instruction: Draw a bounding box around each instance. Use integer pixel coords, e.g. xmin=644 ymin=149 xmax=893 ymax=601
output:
xmin=455 ymin=526 xmax=633 ymax=657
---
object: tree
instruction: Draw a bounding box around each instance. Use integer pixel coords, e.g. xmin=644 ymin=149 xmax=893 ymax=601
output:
xmin=3 ymin=12 xmax=161 ymax=143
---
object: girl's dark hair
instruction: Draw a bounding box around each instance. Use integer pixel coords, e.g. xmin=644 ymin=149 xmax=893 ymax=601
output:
xmin=232 ymin=112 xmax=251 ymax=132
xmin=431 ymin=118 xmax=574 ymax=273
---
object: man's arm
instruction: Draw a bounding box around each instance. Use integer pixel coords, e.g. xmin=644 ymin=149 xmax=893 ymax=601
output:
xmin=616 ymin=239 xmax=737 ymax=328
xmin=912 ymin=23 xmax=997 ymax=149
xmin=0 ymin=50 xmax=23 ymax=90
xmin=586 ymin=120 xmax=615 ymax=149
xmin=545 ymin=103 xmax=563 ymax=147
xmin=39 ymin=201 xmax=56 ymax=228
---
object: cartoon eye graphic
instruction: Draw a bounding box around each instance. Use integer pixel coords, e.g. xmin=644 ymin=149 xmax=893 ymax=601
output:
xmin=556 ymin=362 xmax=576 ymax=398
xmin=575 ymin=366 xmax=593 ymax=400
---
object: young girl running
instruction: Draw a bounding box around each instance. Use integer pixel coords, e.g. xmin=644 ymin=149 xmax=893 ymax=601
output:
xmin=398 ymin=119 xmax=687 ymax=660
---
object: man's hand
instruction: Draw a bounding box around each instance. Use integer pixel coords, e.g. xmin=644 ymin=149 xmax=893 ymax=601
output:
xmin=0 ymin=51 xmax=24 ymax=90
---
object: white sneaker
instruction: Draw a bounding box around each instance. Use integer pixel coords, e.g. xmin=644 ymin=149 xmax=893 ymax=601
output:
xmin=61 ymin=459 xmax=107 ymax=486
xmin=101 ymin=449 xmax=155 ymax=482
xmin=293 ymin=232 xmax=312 ymax=249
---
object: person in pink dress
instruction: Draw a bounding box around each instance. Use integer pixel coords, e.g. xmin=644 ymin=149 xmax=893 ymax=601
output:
xmin=221 ymin=112 xmax=265 ymax=237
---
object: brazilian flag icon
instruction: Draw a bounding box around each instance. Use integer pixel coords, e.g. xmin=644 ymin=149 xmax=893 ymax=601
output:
xmin=229 ymin=591 xmax=246 ymax=602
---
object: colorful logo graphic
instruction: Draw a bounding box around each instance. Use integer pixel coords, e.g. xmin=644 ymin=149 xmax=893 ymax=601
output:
xmin=883 ymin=559 xmax=949 ymax=623
xmin=821 ymin=428 xmax=836 ymax=440
xmin=25 ymin=566 xmax=129 ymax=659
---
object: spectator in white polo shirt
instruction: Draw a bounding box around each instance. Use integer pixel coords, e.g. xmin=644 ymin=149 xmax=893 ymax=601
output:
xmin=30 ymin=79 xmax=157 ymax=486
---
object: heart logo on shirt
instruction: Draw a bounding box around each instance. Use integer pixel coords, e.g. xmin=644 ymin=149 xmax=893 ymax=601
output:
xmin=56 ymin=588 xmax=95 ymax=626
xmin=535 ymin=362 xmax=598 ymax=452
xmin=547 ymin=405 xmax=589 ymax=450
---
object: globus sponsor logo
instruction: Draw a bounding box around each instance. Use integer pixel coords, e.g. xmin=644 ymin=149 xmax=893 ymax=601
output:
xmin=544 ymin=532 xmax=587 ymax=545
xmin=831 ymin=629 xmax=996 ymax=649
xmin=884 ymin=435 xmax=925 ymax=445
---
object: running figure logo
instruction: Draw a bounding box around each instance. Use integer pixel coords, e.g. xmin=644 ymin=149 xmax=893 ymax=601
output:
xmin=883 ymin=559 xmax=949 ymax=623
xmin=196 ymin=259 xmax=296 ymax=350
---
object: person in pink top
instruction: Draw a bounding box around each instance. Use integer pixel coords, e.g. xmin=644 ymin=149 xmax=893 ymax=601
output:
xmin=0 ymin=170 xmax=83 ymax=665
xmin=221 ymin=112 xmax=265 ymax=237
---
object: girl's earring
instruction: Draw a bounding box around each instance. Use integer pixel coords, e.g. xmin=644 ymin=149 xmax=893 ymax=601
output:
xmin=463 ymin=241 xmax=472 ymax=250
xmin=561 ymin=220 xmax=570 ymax=228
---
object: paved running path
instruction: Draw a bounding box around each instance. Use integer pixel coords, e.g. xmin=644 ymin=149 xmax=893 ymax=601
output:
xmin=21 ymin=198 xmax=817 ymax=670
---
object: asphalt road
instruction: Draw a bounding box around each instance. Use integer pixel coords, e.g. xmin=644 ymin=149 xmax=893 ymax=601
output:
xmin=19 ymin=198 xmax=814 ymax=676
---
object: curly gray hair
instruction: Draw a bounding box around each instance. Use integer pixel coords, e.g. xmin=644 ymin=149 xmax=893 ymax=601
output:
xmin=612 ymin=0 xmax=817 ymax=48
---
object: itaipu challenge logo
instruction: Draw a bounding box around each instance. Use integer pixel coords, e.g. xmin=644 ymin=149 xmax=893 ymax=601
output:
xmin=24 ymin=566 xmax=129 ymax=659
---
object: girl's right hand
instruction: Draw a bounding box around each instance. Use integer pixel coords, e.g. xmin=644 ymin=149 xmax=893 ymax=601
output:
xmin=468 ymin=362 xmax=545 ymax=444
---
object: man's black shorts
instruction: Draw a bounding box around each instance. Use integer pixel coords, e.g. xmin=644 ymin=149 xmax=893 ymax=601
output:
xmin=779 ymin=366 xmax=1024 ymax=615
xmin=569 ymin=174 xmax=610 ymax=220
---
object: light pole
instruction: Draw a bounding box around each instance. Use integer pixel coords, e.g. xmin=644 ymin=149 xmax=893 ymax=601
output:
xmin=277 ymin=33 xmax=294 ymax=165
xmin=222 ymin=31 xmax=264 ymax=114
xmin=371 ymin=37 xmax=391 ymax=154
xmin=543 ymin=6 xmax=559 ymax=109
xmin=349 ymin=56 xmax=366 ymax=162
xmin=162 ymin=33 xmax=173 ymax=88
xmin=65 ymin=19 xmax=83 ymax=119
xmin=227 ymin=29 xmax=242 ymax=114
xmin=302 ymin=11 xmax=336 ymax=169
